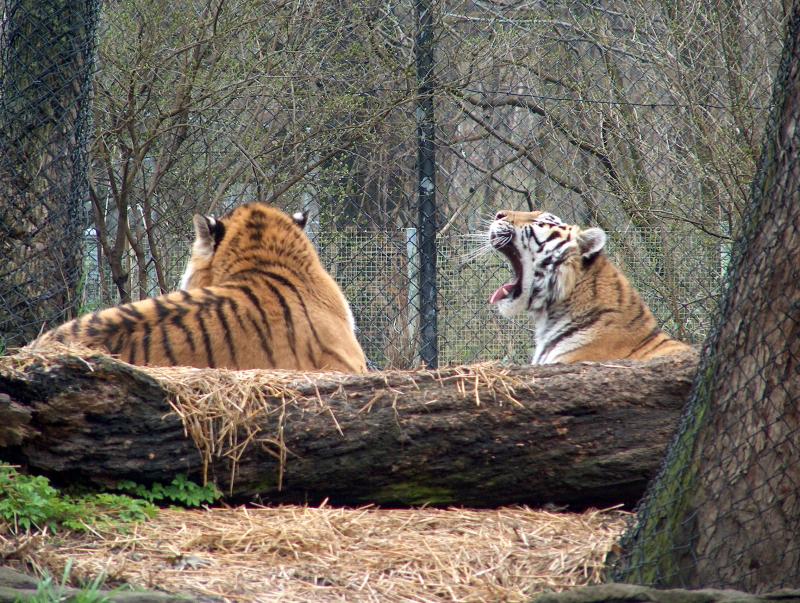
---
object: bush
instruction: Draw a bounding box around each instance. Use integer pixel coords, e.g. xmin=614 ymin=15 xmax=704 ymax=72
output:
xmin=115 ymin=474 xmax=222 ymax=507
xmin=0 ymin=465 xmax=156 ymax=533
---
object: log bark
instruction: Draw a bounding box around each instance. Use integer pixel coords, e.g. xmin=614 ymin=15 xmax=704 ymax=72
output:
xmin=0 ymin=350 xmax=697 ymax=508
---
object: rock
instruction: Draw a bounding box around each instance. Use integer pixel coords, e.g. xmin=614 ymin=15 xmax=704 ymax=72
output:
xmin=0 ymin=564 xmax=203 ymax=602
xmin=531 ymin=584 xmax=800 ymax=603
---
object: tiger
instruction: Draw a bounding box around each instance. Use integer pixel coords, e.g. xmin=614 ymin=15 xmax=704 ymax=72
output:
xmin=29 ymin=202 xmax=368 ymax=373
xmin=487 ymin=209 xmax=692 ymax=364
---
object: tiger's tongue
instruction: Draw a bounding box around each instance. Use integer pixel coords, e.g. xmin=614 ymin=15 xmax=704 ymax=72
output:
xmin=489 ymin=283 xmax=514 ymax=304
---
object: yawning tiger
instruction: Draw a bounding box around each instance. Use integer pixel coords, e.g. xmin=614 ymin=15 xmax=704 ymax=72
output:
xmin=488 ymin=209 xmax=691 ymax=364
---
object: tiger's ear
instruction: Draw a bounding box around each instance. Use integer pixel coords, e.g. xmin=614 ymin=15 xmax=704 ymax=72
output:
xmin=192 ymin=214 xmax=225 ymax=256
xmin=292 ymin=211 xmax=308 ymax=229
xmin=577 ymin=227 xmax=606 ymax=259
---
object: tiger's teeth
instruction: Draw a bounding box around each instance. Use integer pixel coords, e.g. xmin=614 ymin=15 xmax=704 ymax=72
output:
xmin=489 ymin=283 xmax=513 ymax=304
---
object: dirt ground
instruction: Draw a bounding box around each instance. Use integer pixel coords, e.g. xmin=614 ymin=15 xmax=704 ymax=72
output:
xmin=1 ymin=504 xmax=629 ymax=602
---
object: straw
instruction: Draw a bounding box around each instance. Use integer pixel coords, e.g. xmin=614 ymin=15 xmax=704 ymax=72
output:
xmin=2 ymin=505 xmax=628 ymax=602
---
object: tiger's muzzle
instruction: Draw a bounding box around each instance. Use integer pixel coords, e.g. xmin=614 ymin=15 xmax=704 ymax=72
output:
xmin=488 ymin=220 xmax=523 ymax=304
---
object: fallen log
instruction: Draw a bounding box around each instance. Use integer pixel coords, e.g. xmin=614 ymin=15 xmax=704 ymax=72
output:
xmin=0 ymin=349 xmax=697 ymax=508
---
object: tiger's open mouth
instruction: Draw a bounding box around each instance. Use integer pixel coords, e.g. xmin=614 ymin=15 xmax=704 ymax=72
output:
xmin=489 ymin=232 xmax=523 ymax=304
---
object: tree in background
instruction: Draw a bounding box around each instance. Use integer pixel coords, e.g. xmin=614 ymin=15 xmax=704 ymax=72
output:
xmin=437 ymin=0 xmax=786 ymax=340
xmin=612 ymin=1 xmax=800 ymax=589
xmin=0 ymin=0 xmax=99 ymax=347
xmin=0 ymin=0 xmax=791 ymax=366
xmin=89 ymin=0 xmax=417 ymax=304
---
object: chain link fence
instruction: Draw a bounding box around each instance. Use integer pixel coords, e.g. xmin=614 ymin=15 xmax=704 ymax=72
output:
xmin=0 ymin=0 xmax=99 ymax=349
xmin=0 ymin=0 xmax=786 ymax=368
xmin=2 ymin=0 xmax=799 ymax=595
xmin=611 ymin=1 xmax=800 ymax=588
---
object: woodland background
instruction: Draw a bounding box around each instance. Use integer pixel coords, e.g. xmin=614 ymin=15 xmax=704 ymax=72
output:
xmin=2 ymin=1 xmax=800 ymax=596
xmin=0 ymin=0 xmax=788 ymax=367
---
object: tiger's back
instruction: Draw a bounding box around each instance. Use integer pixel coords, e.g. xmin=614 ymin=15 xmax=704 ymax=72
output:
xmin=31 ymin=203 xmax=367 ymax=373
xmin=487 ymin=209 xmax=692 ymax=364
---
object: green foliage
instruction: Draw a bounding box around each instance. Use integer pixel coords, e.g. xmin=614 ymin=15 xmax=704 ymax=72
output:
xmin=25 ymin=559 xmax=115 ymax=603
xmin=0 ymin=466 xmax=156 ymax=534
xmin=114 ymin=474 xmax=222 ymax=508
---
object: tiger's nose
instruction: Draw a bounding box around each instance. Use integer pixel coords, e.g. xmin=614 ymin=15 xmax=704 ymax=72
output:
xmin=495 ymin=211 xmax=508 ymax=221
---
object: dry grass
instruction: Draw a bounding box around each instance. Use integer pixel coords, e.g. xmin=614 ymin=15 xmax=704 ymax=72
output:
xmin=3 ymin=348 xmax=629 ymax=601
xmin=5 ymin=346 xmax=538 ymax=494
xmin=143 ymin=360 xmax=534 ymax=491
xmin=1 ymin=505 xmax=628 ymax=603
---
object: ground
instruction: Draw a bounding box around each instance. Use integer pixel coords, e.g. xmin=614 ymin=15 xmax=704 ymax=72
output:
xmin=1 ymin=505 xmax=628 ymax=602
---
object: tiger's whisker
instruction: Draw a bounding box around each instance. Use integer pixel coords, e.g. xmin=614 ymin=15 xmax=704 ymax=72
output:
xmin=457 ymin=243 xmax=495 ymax=264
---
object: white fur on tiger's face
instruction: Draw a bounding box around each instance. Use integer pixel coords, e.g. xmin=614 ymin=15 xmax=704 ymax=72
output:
xmin=488 ymin=209 xmax=692 ymax=364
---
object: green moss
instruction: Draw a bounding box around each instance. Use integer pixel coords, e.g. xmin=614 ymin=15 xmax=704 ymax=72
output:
xmin=251 ymin=475 xmax=279 ymax=493
xmin=616 ymin=359 xmax=716 ymax=584
xmin=369 ymin=483 xmax=457 ymax=506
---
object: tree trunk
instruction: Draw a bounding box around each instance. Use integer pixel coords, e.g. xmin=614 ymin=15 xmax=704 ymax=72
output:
xmin=0 ymin=351 xmax=697 ymax=509
xmin=0 ymin=0 xmax=99 ymax=347
xmin=612 ymin=3 xmax=800 ymax=591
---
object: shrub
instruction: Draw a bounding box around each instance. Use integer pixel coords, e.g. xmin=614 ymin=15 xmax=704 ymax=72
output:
xmin=0 ymin=465 xmax=156 ymax=533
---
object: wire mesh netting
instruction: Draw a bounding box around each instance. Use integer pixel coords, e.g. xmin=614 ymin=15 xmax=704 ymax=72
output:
xmin=1 ymin=0 xmax=785 ymax=366
xmin=611 ymin=0 xmax=800 ymax=589
xmin=0 ymin=0 xmax=99 ymax=348
xmin=2 ymin=0 xmax=800 ymax=595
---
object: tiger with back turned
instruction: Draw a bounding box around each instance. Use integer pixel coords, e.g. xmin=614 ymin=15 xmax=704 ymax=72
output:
xmin=487 ymin=209 xmax=692 ymax=364
xmin=30 ymin=203 xmax=367 ymax=373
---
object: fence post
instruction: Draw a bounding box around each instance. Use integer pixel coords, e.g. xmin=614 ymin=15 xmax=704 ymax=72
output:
xmin=405 ymin=227 xmax=421 ymax=364
xmin=415 ymin=0 xmax=438 ymax=368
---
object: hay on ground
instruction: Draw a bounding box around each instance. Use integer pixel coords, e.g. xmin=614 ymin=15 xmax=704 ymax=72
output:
xmin=1 ymin=505 xmax=628 ymax=603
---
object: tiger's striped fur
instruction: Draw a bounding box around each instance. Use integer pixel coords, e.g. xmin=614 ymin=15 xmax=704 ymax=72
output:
xmin=30 ymin=203 xmax=367 ymax=372
xmin=488 ymin=209 xmax=691 ymax=364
